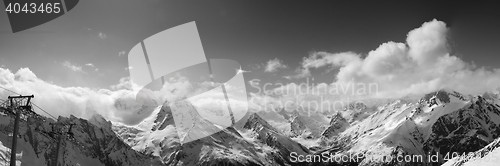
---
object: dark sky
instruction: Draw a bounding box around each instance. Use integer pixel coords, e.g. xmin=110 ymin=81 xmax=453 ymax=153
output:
xmin=0 ymin=0 xmax=499 ymax=89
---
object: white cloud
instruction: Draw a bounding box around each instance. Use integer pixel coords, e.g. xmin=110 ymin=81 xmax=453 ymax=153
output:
xmin=250 ymin=64 xmax=261 ymax=70
xmin=98 ymin=32 xmax=107 ymax=39
xmin=0 ymin=67 xmax=197 ymax=125
xmin=265 ymin=58 xmax=288 ymax=72
xmin=0 ymin=67 xmax=251 ymax=125
xmin=290 ymin=52 xmax=363 ymax=79
xmin=289 ymin=19 xmax=500 ymax=98
xmin=85 ymin=63 xmax=99 ymax=71
xmin=249 ymin=19 xmax=500 ymax=113
xmin=62 ymin=61 xmax=84 ymax=73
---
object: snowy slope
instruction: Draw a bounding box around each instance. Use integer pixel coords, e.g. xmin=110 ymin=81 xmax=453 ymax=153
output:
xmin=340 ymin=102 xmax=377 ymax=124
xmin=112 ymin=101 xmax=312 ymax=165
xmin=238 ymin=113 xmax=310 ymax=158
xmin=442 ymin=136 xmax=500 ymax=166
xmin=314 ymin=90 xmax=500 ymax=165
xmin=440 ymin=94 xmax=500 ymax=166
xmin=254 ymin=107 xmax=330 ymax=139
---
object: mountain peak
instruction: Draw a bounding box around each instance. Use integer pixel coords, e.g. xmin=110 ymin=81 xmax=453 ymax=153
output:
xmin=244 ymin=113 xmax=279 ymax=133
xmin=483 ymin=91 xmax=500 ymax=101
xmin=420 ymin=89 xmax=467 ymax=105
xmin=86 ymin=113 xmax=118 ymax=139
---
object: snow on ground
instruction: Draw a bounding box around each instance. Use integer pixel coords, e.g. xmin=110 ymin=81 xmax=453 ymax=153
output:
xmin=239 ymin=130 xmax=258 ymax=143
xmin=135 ymin=106 xmax=163 ymax=131
xmin=414 ymin=95 xmax=470 ymax=140
xmin=113 ymin=106 xmax=180 ymax=157
xmin=0 ymin=140 xmax=11 ymax=166
xmin=0 ymin=133 xmax=45 ymax=166
xmin=256 ymin=108 xmax=330 ymax=137
xmin=339 ymin=93 xmax=472 ymax=157
xmin=455 ymin=148 xmax=500 ymax=166
xmin=267 ymin=121 xmax=291 ymax=135
xmin=291 ymin=137 xmax=320 ymax=148
xmin=442 ymin=146 xmax=500 ymax=166
xmin=343 ymin=100 xmax=417 ymax=152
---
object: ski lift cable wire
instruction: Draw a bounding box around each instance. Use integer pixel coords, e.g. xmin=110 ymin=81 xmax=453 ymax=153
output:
xmin=0 ymin=86 xmax=58 ymax=119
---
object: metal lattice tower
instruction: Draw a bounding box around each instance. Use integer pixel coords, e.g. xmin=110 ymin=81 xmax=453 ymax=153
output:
xmin=5 ymin=95 xmax=35 ymax=166
xmin=1 ymin=94 xmax=78 ymax=166
xmin=49 ymin=122 xmax=76 ymax=166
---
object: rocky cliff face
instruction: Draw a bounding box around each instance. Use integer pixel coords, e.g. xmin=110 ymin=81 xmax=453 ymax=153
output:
xmin=0 ymin=109 xmax=162 ymax=166
xmin=423 ymin=95 xmax=500 ymax=164
xmin=321 ymin=112 xmax=349 ymax=139
xmin=112 ymin=100 xmax=311 ymax=166
xmin=442 ymin=135 xmax=500 ymax=166
xmin=282 ymin=108 xmax=330 ymax=138
xmin=312 ymin=90 xmax=500 ymax=166
xmin=241 ymin=113 xmax=311 ymax=161
xmin=290 ymin=114 xmax=307 ymax=137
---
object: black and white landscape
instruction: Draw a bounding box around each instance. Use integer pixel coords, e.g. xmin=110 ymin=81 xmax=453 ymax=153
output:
xmin=1 ymin=1 xmax=500 ymax=166
xmin=1 ymin=89 xmax=500 ymax=165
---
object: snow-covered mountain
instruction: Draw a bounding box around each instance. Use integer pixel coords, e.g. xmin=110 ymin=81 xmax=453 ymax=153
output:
xmin=442 ymin=135 xmax=500 ymax=166
xmin=286 ymin=109 xmax=330 ymax=138
xmin=0 ymin=108 xmax=163 ymax=166
xmin=482 ymin=91 xmax=500 ymax=106
xmin=321 ymin=112 xmax=349 ymax=139
xmin=2 ymin=88 xmax=500 ymax=166
xmin=312 ymin=90 xmax=500 ymax=166
xmin=320 ymin=102 xmax=379 ymax=139
xmin=260 ymin=107 xmax=331 ymax=139
xmin=112 ymin=100 xmax=311 ymax=166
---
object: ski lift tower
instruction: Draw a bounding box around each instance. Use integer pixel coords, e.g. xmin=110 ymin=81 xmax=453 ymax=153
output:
xmin=7 ymin=95 xmax=34 ymax=166
xmin=49 ymin=122 xmax=76 ymax=166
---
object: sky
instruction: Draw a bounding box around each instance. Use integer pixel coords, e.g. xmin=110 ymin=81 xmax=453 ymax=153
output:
xmin=0 ymin=0 xmax=500 ymax=124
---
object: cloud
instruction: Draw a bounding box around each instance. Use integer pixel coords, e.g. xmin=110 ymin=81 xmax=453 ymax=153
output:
xmin=264 ymin=58 xmax=288 ymax=72
xmin=248 ymin=19 xmax=500 ymax=113
xmin=0 ymin=67 xmax=196 ymax=125
xmin=85 ymin=63 xmax=99 ymax=71
xmin=0 ymin=67 xmax=250 ymax=126
xmin=62 ymin=61 xmax=84 ymax=73
xmin=98 ymin=32 xmax=107 ymax=39
xmin=85 ymin=63 xmax=95 ymax=67
xmin=288 ymin=19 xmax=500 ymax=98
xmin=250 ymin=64 xmax=261 ymax=70
xmin=289 ymin=52 xmax=363 ymax=79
